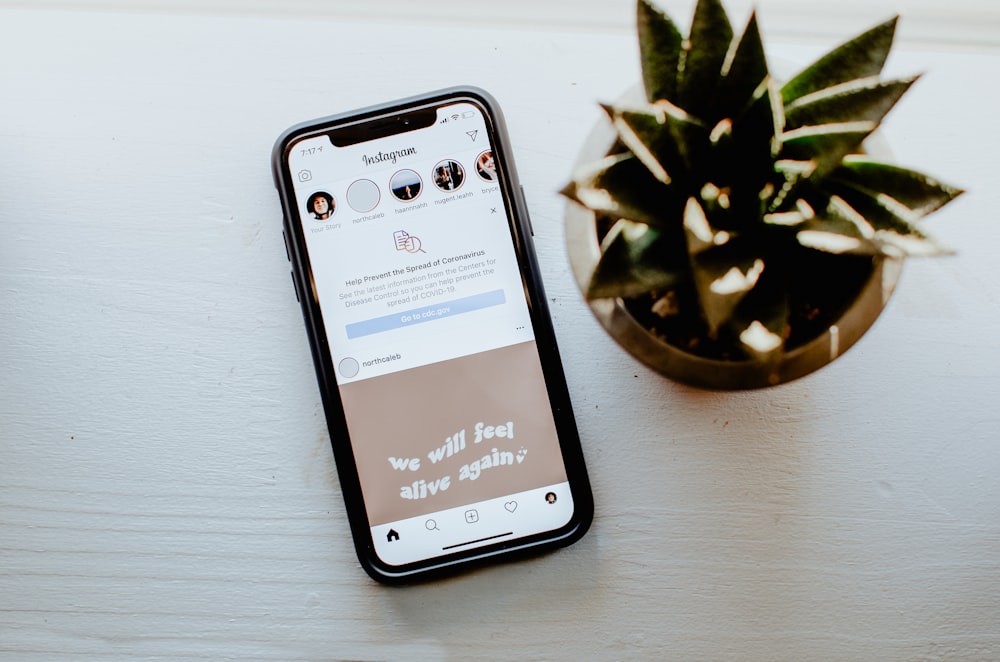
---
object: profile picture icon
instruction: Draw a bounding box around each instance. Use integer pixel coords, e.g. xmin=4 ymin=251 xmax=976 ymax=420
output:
xmin=347 ymin=179 xmax=380 ymax=213
xmin=307 ymin=191 xmax=335 ymax=221
xmin=545 ymin=492 xmax=557 ymax=504
xmin=433 ymin=159 xmax=465 ymax=192
xmin=390 ymin=169 xmax=422 ymax=202
xmin=475 ymin=150 xmax=498 ymax=182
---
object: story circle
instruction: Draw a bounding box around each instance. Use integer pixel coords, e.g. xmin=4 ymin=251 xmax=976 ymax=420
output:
xmin=390 ymin=169 xmax=422 ymax=202
xmin=347 ymin=179 xmax=380 ymax=213
xmin=306 ymin=191 xmax=335 ymax=221
xmin=475 ymin=150 xmax=499 ymax=182
xmin=432 ymin=159 xmax=465 ymax=192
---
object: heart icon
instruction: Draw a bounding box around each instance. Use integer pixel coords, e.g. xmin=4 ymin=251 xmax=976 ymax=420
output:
xmin=504 ymin=501 xmax=517 ymax=513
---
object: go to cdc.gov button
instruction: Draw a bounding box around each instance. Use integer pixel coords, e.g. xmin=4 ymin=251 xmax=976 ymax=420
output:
xmin=345 ymin=289 xmax=505 ymax=339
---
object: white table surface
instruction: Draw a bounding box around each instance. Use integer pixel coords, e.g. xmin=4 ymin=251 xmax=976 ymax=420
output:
xmin=2 ymin=2 xmax=998 ymax=660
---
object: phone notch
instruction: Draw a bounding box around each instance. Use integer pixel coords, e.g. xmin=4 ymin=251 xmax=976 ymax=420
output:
xmin=328 ymin=107 xmax=437 ymax=147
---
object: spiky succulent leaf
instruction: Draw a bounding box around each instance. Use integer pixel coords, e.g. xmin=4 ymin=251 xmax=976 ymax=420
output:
xmin=638 ymin=0 xmax=683 ymax=103
xmin=784 ymin=76 xmax=917 ymax=130
xmin=691 ymin=247 xmax=768 ymax=336
xmin=781 ymin=16 xmax=898 ymax=104
xmin=699 ymin=18 xmax=780 ymax=214
xmin=683 ymin=198 xmax=766 ymax=334
xmin=715 ymin=78 xmax=782 ymax=223
xmin=712 ymin=13 xmax=769 ymax=121
xmin=603 ymin=101 xmax=708 ymax=189
xmin=676 ymin=0 xmax=733 ymax=119
xmin=682 ymin=196 xmax=724 ymax=255
xmin=822 ymin=182 xmax=953 ymax=255
xmin=794 ymin=230 xmax=877 ymax=255
xmin=830 ymin=157 xmax=965 ymax=216
xmin=561 ymin=153 xmax=683 ymax=228
xmin=732 ymin=275 xmax=789 ymax=361
xmin=779 ymin=122 xmax=875 ymax=177
xmin=792 ymin=196 xmax=882 ymax=255
xmin=587 ymin=220 xmax=688 ymax=299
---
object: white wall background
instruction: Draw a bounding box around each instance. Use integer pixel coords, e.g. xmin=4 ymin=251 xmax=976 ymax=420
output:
xmin=2 ymin=0 xmax=997 ymax=49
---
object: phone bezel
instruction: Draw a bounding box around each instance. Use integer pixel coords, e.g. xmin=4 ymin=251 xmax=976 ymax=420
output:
xmin=271 ymin=87 xmax=592 ymax=584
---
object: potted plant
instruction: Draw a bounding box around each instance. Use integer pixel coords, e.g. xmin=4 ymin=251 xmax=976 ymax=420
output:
xmin=562 ymin=0 xmax=963 ymax=389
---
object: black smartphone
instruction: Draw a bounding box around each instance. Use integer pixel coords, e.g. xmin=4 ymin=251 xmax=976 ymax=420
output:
xmin=271 ymin=87 xmax=592 ymax=583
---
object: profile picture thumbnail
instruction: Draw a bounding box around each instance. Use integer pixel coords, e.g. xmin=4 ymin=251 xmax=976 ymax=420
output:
xmin=347 ymin=178 xmax=380 ymax=213
xmin=475 ymin=150 xmax=498 ymax=182
xmin=390 ymin=169 xmax=422 ymax=201
xmin=433 ymin=160 xmax=465 ymax=192
xmin=307 ymin=191 xmax=335 ymax=221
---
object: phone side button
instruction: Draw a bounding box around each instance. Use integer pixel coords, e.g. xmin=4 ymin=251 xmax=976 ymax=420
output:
xmin=282 ymin=229 xmax=291 ymax=261
xmin=519 ymin=185 xmax=534 ymax=237
xmin=290 ymin=271 xmax=300 ymax=302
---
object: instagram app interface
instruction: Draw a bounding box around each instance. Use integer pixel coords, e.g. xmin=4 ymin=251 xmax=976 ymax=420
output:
xmin=288 ymin=101 xmax=573 ymax=566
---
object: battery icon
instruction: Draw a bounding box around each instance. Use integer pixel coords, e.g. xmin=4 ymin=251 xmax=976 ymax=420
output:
xmin=461 ymin=111 xmax=475 ymax=119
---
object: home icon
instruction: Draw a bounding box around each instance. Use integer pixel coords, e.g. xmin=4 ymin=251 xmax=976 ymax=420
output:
xmin=386 ymin=529 xmax=400 ymax=542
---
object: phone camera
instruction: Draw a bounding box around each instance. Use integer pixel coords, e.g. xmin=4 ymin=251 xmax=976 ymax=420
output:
xmin=297 ymin=169 xmax=313 ymax=182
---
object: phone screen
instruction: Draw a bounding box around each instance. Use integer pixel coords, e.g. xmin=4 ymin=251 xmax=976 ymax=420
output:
xmin=281 ymin=93 xmax=585 ymax=570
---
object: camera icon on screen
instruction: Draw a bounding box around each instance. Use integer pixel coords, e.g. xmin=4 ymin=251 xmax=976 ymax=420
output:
xmin=297 ymin=169 xmax=313 ymax=182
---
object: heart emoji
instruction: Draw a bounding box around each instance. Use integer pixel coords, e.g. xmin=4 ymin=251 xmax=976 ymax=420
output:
xmin=504 ymin=501 xmax=517 ymax=513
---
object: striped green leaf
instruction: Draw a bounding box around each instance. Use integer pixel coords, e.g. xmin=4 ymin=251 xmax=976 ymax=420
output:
xmin=780 ymin=122 xmax=875 ymax=176
xmin=712 ymin=12 xmax=769 ymax=122
xmin=829 ymin=157 xmax=965 ymax=217
xmin=587 ymin=220 xmax=689 ymax=299
xmin=785 ymin=76 xmax=917 ymax=131
xmin=603 ymin=101 xmax=708 ymax=188
xmin=782 ymin=16 xmax=898 ymax=105
xmin=676 ymin=0 xmax=734 ymax=118
xmin=638 ymin=0 xmax=684 ymax=103
xmin=561 ymin=153 xmax=683 ymax=230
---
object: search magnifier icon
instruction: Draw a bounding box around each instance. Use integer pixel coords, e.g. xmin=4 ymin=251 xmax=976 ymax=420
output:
xmin=425 ymin=519 xmax=440 ymax=531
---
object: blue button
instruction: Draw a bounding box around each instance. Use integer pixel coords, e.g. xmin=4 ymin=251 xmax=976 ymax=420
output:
xmin=345 ymin=289 xmax=507 ymax=339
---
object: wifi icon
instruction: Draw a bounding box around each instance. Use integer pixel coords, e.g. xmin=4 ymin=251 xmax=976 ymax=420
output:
xmin=451 ymin=114 xmax=460 ymax=121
